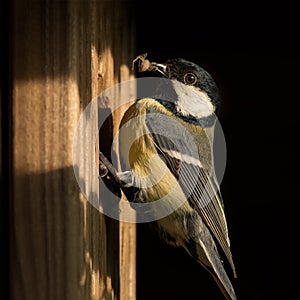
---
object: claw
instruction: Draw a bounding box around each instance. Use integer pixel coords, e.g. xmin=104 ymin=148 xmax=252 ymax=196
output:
xmin=99 ymin=162 xmax=108 ymax=178
xmin=99 ymin=152 xmax=123 ymax=187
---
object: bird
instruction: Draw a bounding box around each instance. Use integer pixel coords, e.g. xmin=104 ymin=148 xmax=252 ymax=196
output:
xmin=100 ymin=53 xmax=237 ymax=299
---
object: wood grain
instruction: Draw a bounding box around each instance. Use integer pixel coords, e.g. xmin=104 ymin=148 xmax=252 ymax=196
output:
xmin=10 ymin=1 xmax=136 ymax=299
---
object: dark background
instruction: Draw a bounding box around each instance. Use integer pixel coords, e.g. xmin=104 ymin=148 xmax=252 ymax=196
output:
xmin=134 ymin=2 xmax=299 ymax=300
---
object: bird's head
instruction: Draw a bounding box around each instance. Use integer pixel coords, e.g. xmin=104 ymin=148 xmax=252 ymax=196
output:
xmin=133 ymin=54 xmax=220 ymax=125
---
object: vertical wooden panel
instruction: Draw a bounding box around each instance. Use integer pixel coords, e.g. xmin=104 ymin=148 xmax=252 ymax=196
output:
xmin=11 ymin=1 xmax=136 ymax=299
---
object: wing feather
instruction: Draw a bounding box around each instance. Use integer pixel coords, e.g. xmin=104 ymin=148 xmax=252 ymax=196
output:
xmin=145 ymin=106 xmax=237 ymax=277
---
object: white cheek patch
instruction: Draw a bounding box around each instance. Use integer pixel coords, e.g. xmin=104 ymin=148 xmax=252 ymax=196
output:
xmin=172 ymin=81 xmax=215 ymax=118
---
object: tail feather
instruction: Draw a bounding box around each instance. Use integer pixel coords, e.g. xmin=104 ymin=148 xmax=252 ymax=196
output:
xmin=185 ymin=237 xmax=237 ymax=300
xmin=198 ymin=238 xmax=237 ymax=300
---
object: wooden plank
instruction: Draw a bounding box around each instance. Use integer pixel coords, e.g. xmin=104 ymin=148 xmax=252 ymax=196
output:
xmin=10 ymin=1 xmax=136 ymax=299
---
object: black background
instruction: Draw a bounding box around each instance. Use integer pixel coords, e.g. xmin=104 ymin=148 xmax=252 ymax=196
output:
xmin=134 ymin=2 xmax=299 ymax=300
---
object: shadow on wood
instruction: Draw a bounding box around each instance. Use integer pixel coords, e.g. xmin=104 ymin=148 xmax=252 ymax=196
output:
xmin=10 ymin=0 xmax=136 ymax=299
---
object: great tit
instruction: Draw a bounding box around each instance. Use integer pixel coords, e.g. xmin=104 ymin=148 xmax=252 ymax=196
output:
xmin=100 ymin=54 xmax=237 ymax=300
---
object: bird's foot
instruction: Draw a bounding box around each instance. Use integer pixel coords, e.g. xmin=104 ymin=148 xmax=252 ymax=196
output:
xmin=99 ymin=152 xmax=123 ymax=187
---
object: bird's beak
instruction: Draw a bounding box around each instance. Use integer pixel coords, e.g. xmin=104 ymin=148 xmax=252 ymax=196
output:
xmin=150 ymin=62 xmax=168 ymax=77
xmin=132 ymin=53 xmax=168 ymax=77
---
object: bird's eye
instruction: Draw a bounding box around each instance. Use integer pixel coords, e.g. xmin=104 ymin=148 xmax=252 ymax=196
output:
xmin=183 ymin=73 xmax=198 ymax=85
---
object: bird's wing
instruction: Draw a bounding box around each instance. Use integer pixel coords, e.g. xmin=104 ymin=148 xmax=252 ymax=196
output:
xmin=145 ymin=106 xmax=237 ymax=277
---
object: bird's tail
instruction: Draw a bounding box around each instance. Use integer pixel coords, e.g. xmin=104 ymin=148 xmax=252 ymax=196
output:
xmin=187 ymin=238 xmax=237 ymax=300
xmin=209 ymin=270 xmax=237 ymax=300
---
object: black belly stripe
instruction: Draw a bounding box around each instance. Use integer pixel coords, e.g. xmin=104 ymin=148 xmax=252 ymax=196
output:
xmin=151 ymin=99 xmax=216 ymax=127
